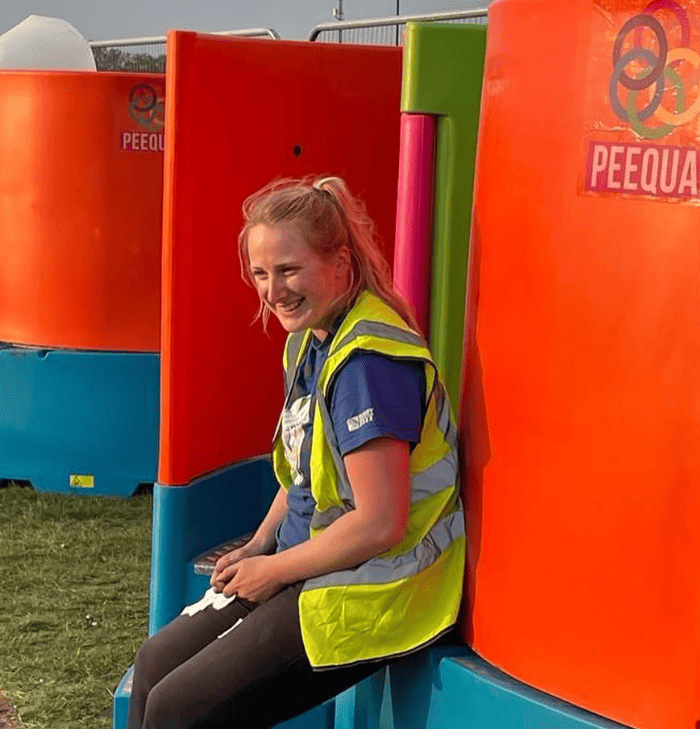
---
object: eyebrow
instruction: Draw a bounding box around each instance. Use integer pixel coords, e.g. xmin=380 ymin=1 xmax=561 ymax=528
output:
xmin=251 ymin=261 xmax=301 ymax=272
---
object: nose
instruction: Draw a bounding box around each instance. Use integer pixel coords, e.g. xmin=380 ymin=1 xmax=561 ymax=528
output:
xmin=266 ymin=273 xmax=285 ymax=304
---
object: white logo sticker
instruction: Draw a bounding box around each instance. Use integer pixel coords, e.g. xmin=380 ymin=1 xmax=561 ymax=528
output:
xmin=347 ymin=407 xmax=374 ymax=432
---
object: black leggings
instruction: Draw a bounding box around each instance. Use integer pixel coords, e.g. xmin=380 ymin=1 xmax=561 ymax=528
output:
xmin=127 ymin=583 xmax=392 ymax=729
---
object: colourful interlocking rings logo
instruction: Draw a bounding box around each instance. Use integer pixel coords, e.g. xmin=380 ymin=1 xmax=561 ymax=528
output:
xmin=128 ymin=82 xmax=165 ymax=132
xmin=609 ymin=0 xmax=699 ymax=139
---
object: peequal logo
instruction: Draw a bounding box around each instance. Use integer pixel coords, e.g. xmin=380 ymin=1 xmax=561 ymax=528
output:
xmin=586 ymin=0 xmax=700 ymax=200
xmin=121 ymin=82 xmax=165 ymax=153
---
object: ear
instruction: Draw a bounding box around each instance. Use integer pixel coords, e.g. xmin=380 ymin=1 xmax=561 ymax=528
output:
xmin=334 ymin=245 xmax=351 ymax=277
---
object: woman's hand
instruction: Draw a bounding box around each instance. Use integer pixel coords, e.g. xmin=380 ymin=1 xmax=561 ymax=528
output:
xmin=210 ymin=485 xmax=289 ymax=595
xmin=212 ymin=555 xmax=285 ymax=602
xmin=211 ymin=540 xmax=263 ymax=590
xmin=211 ymin=542 xmax=258 ymax=582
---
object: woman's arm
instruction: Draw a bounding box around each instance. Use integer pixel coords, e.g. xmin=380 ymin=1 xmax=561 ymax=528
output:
xmin=216 ymin=437 xmax=410 ymax=600
xmin=210 ymin=485 xmax=288 ymax=590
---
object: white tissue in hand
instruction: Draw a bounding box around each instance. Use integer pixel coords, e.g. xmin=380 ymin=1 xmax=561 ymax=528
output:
xmin=181 ymin=587 xmax=216 ymax=616
xmin=212 ymin=591 xmax=238 ymax=610
xmin=0 ymin=15 xmax=96 ymax=70
xmin=181 ymin=587 xmax=237 ymax=617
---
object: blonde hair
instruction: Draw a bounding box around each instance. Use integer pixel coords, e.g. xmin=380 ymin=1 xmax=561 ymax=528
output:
xmin=238 ymin=176 xmax=420 ymax=332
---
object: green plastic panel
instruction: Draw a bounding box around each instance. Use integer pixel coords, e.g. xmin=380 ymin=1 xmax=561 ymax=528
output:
xmin=401 ymin=23 xmax=486 ymax=407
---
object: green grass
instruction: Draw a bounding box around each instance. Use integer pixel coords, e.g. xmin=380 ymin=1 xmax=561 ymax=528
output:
xmin=0 ymin=485 xmax=152 ymax=729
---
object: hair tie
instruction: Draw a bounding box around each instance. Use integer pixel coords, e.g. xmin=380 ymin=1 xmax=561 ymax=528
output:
xmin=313 ymin=178 xmax=344 ymax=212
xmin=313 ymin=176 xmax=335 ymax=189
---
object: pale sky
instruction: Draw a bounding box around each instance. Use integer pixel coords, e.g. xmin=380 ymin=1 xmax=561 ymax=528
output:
xmin=0 ymin=1 xmax=492 ymax=42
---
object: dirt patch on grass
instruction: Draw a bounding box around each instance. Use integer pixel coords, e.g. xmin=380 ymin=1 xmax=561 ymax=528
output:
xmin=0 ymin=690 xmax=18 ymax=729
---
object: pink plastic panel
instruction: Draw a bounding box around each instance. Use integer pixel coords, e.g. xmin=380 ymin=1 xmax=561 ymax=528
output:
xmin=393 ymin=113 xmax=437 ymax=338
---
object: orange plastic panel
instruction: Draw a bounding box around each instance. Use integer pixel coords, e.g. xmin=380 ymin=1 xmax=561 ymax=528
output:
xmin=160 ymin=33 xmax=401 ymax=485
xmin=0 ymin=71 xmax=164 ymax=351
xmin=461 ymin=1 xmax=700 ymax=728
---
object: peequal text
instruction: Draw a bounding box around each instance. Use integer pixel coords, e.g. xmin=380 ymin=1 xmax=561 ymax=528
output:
xmin=586 ymin=141 xmax=699 ymax=198
xmin=121 ymin=131 xmax=165 ymax=152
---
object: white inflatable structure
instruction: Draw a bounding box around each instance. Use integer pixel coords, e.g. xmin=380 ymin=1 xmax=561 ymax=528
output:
xmin=0 ymin=15 xmax=96 ymax=70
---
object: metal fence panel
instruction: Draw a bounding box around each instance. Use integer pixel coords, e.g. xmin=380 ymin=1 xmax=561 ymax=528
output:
xmin=308 ymin=10 xmax=488 ymax=44
xmin=88 ymin=11 xmax=491 ymax=71
xmin=89 ymin=28 xmax=279 ymax=72
xmin=92 ymin=43 xmax=166 ymax=73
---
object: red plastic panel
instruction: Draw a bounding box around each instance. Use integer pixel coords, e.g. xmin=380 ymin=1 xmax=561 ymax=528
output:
xmin=0 ymin=71 xmax=164 ymax=351
xmin=461 ymin=2 xmax=700 ymax=728
xmin=160 ymin=32 xmax=401 ymax=485
xmin=394 ymin=113 xmax=436 ymax=338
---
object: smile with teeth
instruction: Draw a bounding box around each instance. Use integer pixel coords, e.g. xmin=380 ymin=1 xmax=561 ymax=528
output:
xmin=276 ymin=298 xmax=304 ymax=314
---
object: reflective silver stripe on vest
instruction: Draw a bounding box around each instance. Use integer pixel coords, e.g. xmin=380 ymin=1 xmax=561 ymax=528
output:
xmin=310 ymin=443 xmax=456 ymax=527
xmin=273 ymin=331 xmax=311 ymax=442
xmin=303 ymin=508 xmax=464 ymax=590
xmin=309 ymin=394 xmax=355 ymax=529
xmin=432 ymin=379 xmax=458 ymax=451
xmin=410 ymin=450 xmax=458 ymax=503
xmin=332 ymin=320 xmax=426 ymax=355
xmin=313 ymin=390 xmax=355 ymax=499
xmin=284 ymin=332 xmax=307 ymax=395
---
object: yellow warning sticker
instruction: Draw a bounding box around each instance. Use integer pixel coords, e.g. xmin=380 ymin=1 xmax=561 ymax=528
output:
xmin=70 ymin=474 xmax=95 ymax=489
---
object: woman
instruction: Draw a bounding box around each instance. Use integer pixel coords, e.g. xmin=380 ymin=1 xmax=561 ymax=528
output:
xmin=127 ymin=176 xmax=464 ymax=729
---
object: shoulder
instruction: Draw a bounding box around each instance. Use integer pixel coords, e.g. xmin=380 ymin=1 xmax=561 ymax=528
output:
xmin=330 ymin=352 xmax=427 ymax=454
xmin=336 ymin=351 xmax=425 ymax=385
xmin=332 ymin=293 xmax=429 ymax=355
xmin=331 ymin=352 xmax=426 ymax=413
xmin=344 ymin=292 xmax=416 ymax=332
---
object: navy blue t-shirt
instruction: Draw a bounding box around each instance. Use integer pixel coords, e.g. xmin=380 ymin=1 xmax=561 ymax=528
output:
xmin=276 ymin=330 xmax=426 ymax=551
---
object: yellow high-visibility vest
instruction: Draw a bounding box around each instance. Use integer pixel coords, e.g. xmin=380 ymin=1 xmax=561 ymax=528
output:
xmin=272 ymin=291 xmax=465 ymax=668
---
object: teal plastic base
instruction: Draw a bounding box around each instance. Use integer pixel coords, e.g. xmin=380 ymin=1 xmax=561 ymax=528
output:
xmin=335 ymin=646 xmax=631 ymax=729
xmin=429 ymin=652 xmax=631 ymax=729
xmin=113 ymin=664 xmax=133 ymax=729
xmin=0 ymin=346 xmax=159 ymax=496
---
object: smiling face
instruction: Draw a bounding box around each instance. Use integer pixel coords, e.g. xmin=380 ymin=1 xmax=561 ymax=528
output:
xmin=247 ymin=223 xmax=350 ymax=340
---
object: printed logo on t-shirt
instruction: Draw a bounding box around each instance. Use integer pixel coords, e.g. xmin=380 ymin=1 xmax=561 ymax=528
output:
xmin=282 ymin=396 xmax=312 ymax=485
xmin=346 ymin=407 xmax=374 ymax=433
